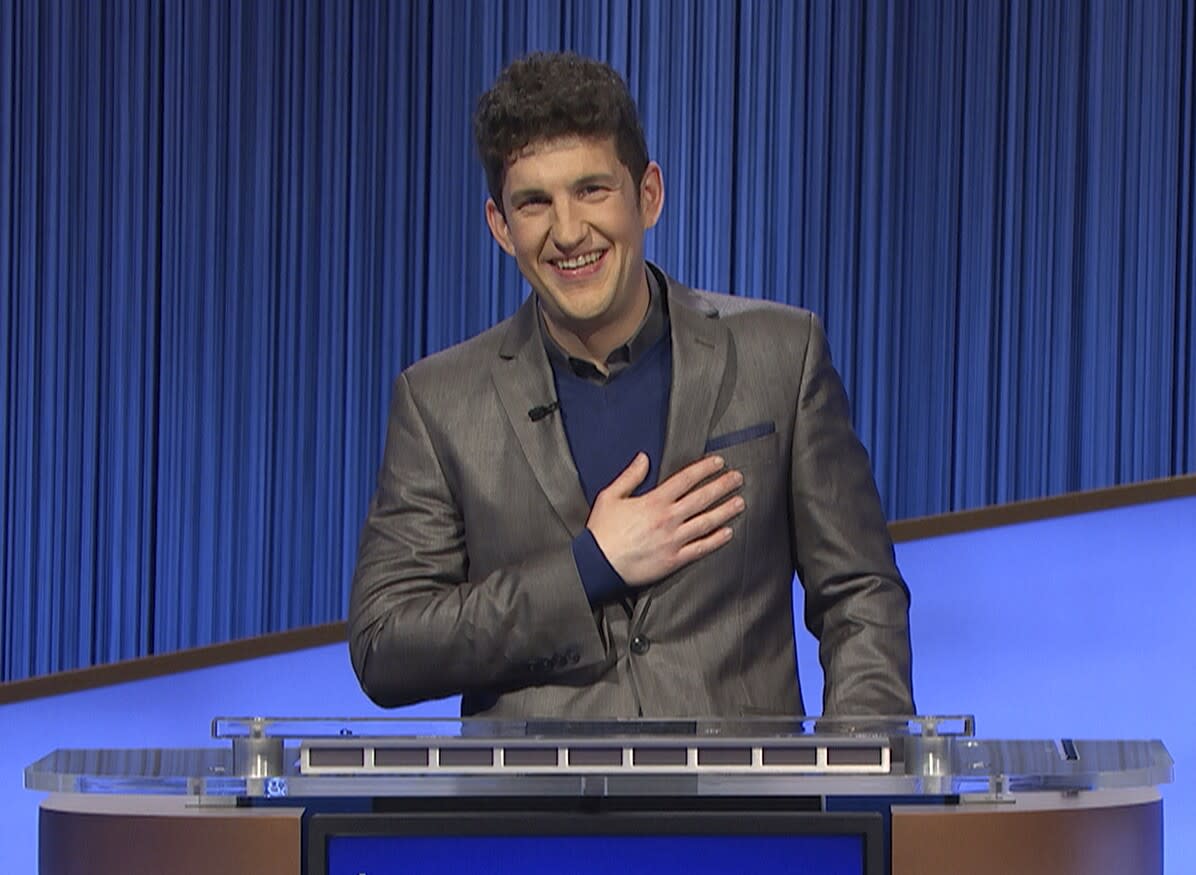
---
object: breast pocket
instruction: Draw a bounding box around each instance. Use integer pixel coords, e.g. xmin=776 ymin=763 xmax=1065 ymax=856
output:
xmin=705 ymin=422 xmax=778 ymax=469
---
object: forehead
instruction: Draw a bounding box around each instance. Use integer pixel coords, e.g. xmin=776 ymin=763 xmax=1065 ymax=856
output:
xmin=502 ymin=136 xmax=627 ymax=192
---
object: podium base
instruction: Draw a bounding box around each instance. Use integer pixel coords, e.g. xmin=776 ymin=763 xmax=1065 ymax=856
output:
xmin=891 ymin=787 xmax=1162 ymax=875
xmin=38 ymin=787 xmax=1162 ymax=875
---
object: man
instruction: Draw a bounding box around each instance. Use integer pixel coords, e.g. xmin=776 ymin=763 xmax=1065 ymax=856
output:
xmin=349 ymin=53 xmax=914 ymax=719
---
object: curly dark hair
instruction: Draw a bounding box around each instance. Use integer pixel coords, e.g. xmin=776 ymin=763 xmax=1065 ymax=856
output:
xmin=474 ymin=52 xmax=650 ymax=212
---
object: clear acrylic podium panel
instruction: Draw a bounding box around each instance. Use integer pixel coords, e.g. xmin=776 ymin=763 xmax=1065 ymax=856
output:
xmin=25 ymin=715 xmax=1173 ymax=800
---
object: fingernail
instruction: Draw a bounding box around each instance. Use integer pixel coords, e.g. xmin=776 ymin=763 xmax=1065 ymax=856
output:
xmin=712 ymin=455 xmax=725 ymax=467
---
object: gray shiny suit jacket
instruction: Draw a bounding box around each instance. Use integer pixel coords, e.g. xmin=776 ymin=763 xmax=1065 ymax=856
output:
xmin=349 ymin=266 xmax=914 ymax=719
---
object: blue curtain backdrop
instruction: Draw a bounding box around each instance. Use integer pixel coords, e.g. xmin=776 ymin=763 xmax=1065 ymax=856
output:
xmin=2 ymin=0 xmax=1193 ymax=681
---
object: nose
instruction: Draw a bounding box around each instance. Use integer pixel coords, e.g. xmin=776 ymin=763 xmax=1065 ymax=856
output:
xmin=550 ymin=200 xmax=587 ymax=251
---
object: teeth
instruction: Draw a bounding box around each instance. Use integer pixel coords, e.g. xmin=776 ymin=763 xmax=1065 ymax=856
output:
xmin=557 ymin=251 xmax=603 ymax=270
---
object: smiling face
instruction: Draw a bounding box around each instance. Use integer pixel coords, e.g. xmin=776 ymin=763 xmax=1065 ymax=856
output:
xmin=485 ymin=136 xmax=664 ymax=362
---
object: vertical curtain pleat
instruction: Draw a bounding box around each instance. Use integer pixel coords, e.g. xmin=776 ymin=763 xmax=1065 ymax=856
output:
xmin=2 ymin=0 xmax=1193 ymax=681
xmin=1181 ymin=0 xmax=1196 ymax=475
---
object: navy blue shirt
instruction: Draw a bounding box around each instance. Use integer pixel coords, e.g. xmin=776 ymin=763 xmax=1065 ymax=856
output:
xmin=541 ymin=272 xmax=671 ymax=604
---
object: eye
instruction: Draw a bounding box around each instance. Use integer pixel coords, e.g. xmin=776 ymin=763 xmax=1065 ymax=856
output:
xmin=516 ymin=195 xmax=550 ymax=212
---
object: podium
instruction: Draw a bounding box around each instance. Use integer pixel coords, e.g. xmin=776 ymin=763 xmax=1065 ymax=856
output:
xmin=26 ymin=716 xmax=1171 ymax=875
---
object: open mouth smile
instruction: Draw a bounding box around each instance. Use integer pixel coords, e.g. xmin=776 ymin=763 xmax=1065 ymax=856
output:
xmin=550 ymin=249 xmax=608 ymax=278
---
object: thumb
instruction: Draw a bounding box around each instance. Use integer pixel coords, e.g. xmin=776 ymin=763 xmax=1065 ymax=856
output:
xmin=605 ymin=452 xmax=650 ymax=498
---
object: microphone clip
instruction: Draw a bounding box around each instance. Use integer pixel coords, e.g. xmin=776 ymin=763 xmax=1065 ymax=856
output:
xmin=527 ymin=402 xmax=560 ymax=422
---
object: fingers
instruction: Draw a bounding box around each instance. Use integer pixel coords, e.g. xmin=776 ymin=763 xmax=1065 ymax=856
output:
xmin=672 ymin=468 xmax=743 ymax=521
xmin=675 ymin=492 xmax=745 ymax=545
xmin=671 ymin=523 xmax=736 ymax=566
xmin=603 ymin=452 xmax=651 ymax=499
xmin=660 ymin=462 xmax=745 ymax=566
xmin=655 ymin=454 xmax=728 ymax=501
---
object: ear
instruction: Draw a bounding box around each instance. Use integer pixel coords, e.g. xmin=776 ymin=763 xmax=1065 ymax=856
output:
xmin=485 ymin=198 xmax=517 ymax=256
xmin=638 ymin=161 xmax=664 ymax=230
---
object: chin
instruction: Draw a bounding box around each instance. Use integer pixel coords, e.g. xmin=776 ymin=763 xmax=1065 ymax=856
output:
xmin=544 ymin=291 xmax=610 ymax=322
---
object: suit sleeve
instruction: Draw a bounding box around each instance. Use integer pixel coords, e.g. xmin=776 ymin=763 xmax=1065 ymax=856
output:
xmin=788 ymin=313 xmax=916 ymax=716
xmin=348 ymin=373 xmax=610 ymax=709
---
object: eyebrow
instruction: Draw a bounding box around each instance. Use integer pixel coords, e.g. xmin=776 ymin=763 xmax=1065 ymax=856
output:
xmin=573 ymin=173 xmax=621 ymax=189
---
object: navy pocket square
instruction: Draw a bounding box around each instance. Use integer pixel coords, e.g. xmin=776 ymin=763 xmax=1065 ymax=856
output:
xmin=704 ymin=421 xmax=776 ymax=452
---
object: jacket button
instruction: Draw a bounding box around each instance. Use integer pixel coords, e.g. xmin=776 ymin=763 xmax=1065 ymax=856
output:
xmin=630 ymin=634 xmax=651 ymax=655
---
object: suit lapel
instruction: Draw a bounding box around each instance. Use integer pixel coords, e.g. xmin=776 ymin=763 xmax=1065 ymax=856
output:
xmin=491 ymin=296 xmax=591 ymax=535
xmin=659 ymin=280 xmax=729 ymax=480
xmin=634 ymin=278 xmax=730 ymax=622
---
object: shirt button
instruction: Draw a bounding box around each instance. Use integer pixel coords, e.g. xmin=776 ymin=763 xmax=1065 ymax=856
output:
xmin=630 ymin=635 xmax=651 ymax=655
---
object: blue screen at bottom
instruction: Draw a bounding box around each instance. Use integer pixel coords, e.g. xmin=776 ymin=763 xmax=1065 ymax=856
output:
xmin=328 ymin=835 xmax=864 ymax=875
